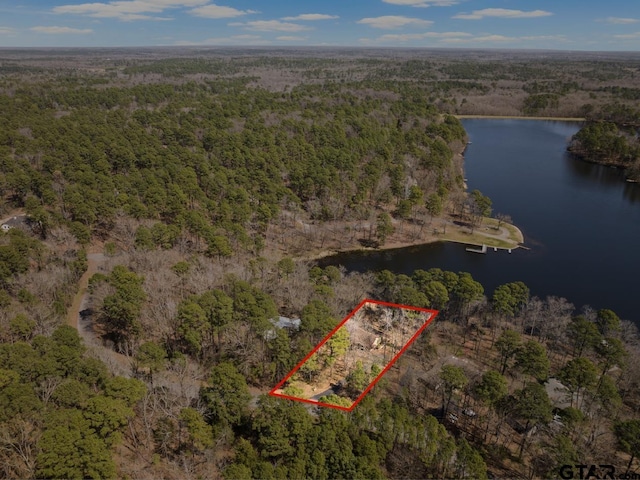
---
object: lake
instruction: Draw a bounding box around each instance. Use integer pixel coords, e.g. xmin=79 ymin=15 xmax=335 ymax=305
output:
xmin=320 ymin=119 xmax=640 ymax=324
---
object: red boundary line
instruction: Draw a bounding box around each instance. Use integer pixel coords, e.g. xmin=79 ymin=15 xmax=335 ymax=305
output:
xmin=268 ymin=298 xmax=439 ymax=412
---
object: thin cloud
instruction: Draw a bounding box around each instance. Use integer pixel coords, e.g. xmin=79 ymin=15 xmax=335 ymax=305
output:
xmin=174 ymin=40 xmax=203 ymax=45
xmin=0 ymin=27 xmax=16 ymax=34
xmin=454 ymin=8 xmax=553 ymax=20
xmin=382 ymin=0 xmax=460 ymax=6
xmin=229 ymin=20 xmax=312 ymax=32
xmin=440 ymin=34 xmax=567 ymax=44
xmin=357 ymin=16 xmax=433 ymax=29
xmin=189 ymin=4 xmax=258 ymax=19
xmin=614 ymin=32 xmax=640 ymax=39
xmin=112 ymin=15 xmax=172 ymax=21
xmin=601 ymin=17 xmax=638 ymax=25
xmin=175 ymin=34 xmax=266 ymax=46
xmin=377 ymin=33 xmax=425 ymax=41
xmin=364 ymin=30 xmax=570 ymax=46
xmin=471 ymin=34 xmax=511 ymax=42
xmin=53 ymin=1 xmax=214 ymax=21
xmin=359 ymin=32 xmax=473 ymax=45
xmin=378 ymin=31 xmax=471 ymax=41
xmin=520 ymin=35 xmax=568 ymax=42
xmin=30 ymin=26 xmax=93 ymax=34
xmin=281 ymin=14 xmax=338 ymax=21
xmin=440 ymin=34 xmax=512 ymax=43
xmin=276 ymin=36 xmax=307 ymax=41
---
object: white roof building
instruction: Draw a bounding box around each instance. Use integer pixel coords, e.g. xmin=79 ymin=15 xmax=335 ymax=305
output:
xmin=263 ymin=316 xmax=302 ymax=341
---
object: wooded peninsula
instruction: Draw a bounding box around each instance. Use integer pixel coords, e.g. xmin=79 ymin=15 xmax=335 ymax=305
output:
xmin=0 ymin=48 xmax=639 ymax=479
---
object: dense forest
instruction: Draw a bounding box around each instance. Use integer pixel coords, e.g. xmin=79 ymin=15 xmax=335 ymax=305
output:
xmin=1 ymin=49 xmax=639 ymax=479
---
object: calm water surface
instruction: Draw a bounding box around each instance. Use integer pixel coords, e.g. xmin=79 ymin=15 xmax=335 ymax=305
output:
xmin=321 ymin=119 xmax=640 ymax=324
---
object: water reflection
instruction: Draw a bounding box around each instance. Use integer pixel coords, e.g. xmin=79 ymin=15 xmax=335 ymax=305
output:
xmin=623 ymin=182 xmax=640 ymax=203
xmin=565 ymin=153 xmax=625 ymax=186
xmin=564 ymin=152 xmax=640 ymax=203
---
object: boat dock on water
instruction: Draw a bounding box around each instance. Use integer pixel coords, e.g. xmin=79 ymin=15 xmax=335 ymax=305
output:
xmin=465 ymin=244 xmax=513 ymax=254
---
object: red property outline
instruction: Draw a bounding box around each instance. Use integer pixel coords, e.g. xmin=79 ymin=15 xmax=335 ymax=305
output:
xmin=269 ymin=299 xmax=438 ymax=412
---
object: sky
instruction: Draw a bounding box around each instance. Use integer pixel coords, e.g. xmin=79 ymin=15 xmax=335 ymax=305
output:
xmin=0 ymin=0 xmax=639 ymax=50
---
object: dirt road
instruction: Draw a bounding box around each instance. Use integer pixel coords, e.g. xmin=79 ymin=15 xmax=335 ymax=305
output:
xmin=66 ymin=251 xmax=105 ymax=331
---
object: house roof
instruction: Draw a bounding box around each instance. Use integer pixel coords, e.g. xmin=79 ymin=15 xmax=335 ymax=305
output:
xmin=271 ymin=316 xmax=301 ymax=329
xmin=263 ymin=316 xmax=302 ymax=341
xmin=1 ymin=215 xmax=28 ymax=229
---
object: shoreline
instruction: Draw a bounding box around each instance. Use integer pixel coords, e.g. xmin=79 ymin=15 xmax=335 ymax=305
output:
xmin=296 ymin=217 xmax=525 ymax=262
xmin=298 ymin=236 xmax=525 ymax=263
xmin=455 ymin=115 xmax=586 ymax=121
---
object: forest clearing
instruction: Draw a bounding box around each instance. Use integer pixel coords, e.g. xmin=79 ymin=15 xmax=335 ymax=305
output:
xmin=271 ymin=300 xmax=436 ymax=409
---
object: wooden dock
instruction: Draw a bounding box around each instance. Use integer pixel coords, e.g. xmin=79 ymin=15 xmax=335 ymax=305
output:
xmin=465 ymin=244 xmax=517 ymax=254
